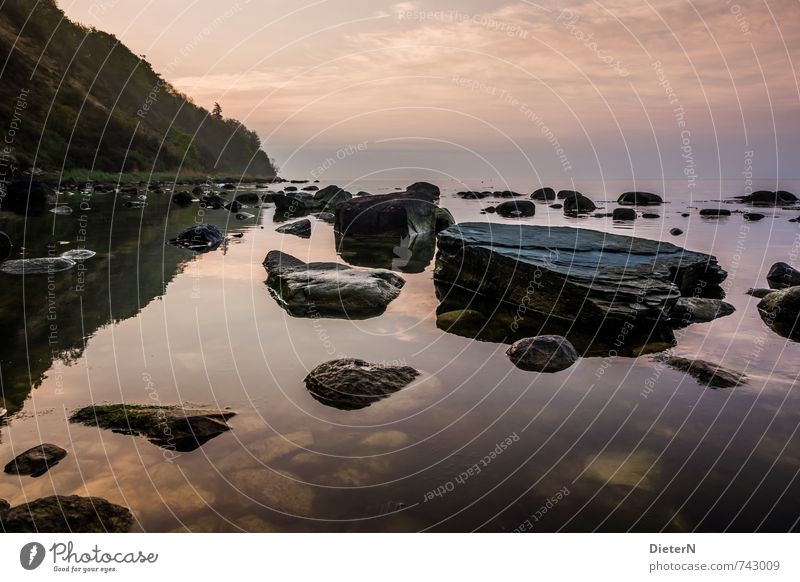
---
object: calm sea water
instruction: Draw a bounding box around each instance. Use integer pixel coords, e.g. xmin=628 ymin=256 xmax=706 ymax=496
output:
xmin=1 ymin=177 xmax=799 ymax=532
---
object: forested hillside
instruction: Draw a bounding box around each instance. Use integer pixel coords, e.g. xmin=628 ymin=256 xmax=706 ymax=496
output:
xmin=0 ymin=0 xmax=276 ymax=178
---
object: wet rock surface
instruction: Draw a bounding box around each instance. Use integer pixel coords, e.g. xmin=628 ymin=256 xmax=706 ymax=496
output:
xmin=617 ymin=191 xmax=663 ymax=206
xmin=495 ymin=200 xmax=535 ymax=218
xmin=670 ymin=297 xmax=735 ymax=324
xmin=506 ymin=336 xmax=579 ymax=372
xmin=3 ymin=443 xmax=67 ymax=477
xmin=767 ymin=262 xmax=800 ymax=289
xmin=0 ymin=495 xmax=134 ymax=533
xmin=733 ymin=190 xmax=797 ymax=206
xmin=758 ymin=286 xmax=800 ymax=340
xmin=435 ymin=223 xmax=727 ymax=326
xmin=334 ymin=190 xmax=439 ymax=238
xmin=304 ymin=358 xmax=420 ymax=410
xmin=746 ymin=288 xmax=775 ymax=298
xmin=276 ymin=219 xmax=311 ymax=238
xmin=69 ymin=404 xmax=236 ymax=452
xmin=264 ymin=250 xmax=405 ymax=318
xmin=612 ymin=207 xmax=636 ymax=221
xmin=531 ymin=187 xmax=556 ymax=201
xmin=562 ymin=192 xmax=596 ymax=215
xmin=0 ymin=257 xmax=76 ymax=275
xmin=169 ymin=224 xmax=225 ymax=252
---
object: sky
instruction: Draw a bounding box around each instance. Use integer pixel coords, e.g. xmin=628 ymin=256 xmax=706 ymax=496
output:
xmin=60 ymin=0 xmax=800 ymax=185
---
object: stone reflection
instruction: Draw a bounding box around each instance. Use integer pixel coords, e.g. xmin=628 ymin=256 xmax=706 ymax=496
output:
xmin=434 ymin=284 xmax=676 ymax=358
xmin=335 ymin=231 xmax=436 ymax=274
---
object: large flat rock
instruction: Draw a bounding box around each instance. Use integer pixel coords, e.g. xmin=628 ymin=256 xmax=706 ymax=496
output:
xmin=435 ymin=223 xmax=726 ymax=325
xmin=264 ymin=251 xmax=405 ymax=319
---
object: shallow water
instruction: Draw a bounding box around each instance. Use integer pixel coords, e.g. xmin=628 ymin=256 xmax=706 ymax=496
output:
xmin=1 ymin=178 xmax=799 ymax=532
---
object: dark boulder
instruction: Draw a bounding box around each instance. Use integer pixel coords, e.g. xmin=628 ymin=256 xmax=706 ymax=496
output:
xmin=557 ymin=190 xmax=582 ymax=200
xmin=495 ymin=200 xmax=535 ymax=218
xmin=493 ymin=190 xmax=523 ymax=198
xmin=562 ymin=193 xmax=596 ymax=214
xmin=264 ymin=250 xmax=405 ymax=318
xmin=70 ymin=404 xmax=236 ymax=452
xmin=405 ymin=182 xmax=440 ymax=201
xmin=304 ymin=358 xmax=420 ymax=410
xmin=435 ymin=223 xmax=727 ymax=326
xmin=617 ymin=191 xmax=663 ymax=206
xmin=506 ymin=335 xmax=578 ymax=372
xmin=172 ymin=191 xmax=195 ymax=206
xmin=0 ymin=495 xmax=134 ymax=533
xmin=757 ymin=286 xmax=800 ymax=340
xmin=335 ymin=191 xmax=438 ymax=238
xmin=313 ymin=185 xmax=352 ymax=207
xmin=670 ymin=228 xmax=683 ymax=236
xmin=457 ymin=191 xmax=491 ymax=199
xmin=699 ymin=208 xmax=731 ymax=217
xmin=642 ymin=213 xmax=660 ymax=219
xmin=224 ymin=200 xmax=242 ymax=213
xmin=201 ymin=194 xmax=226 ymax=209
xmin=734 ymin=190 xmax=797 ymax=206
xmin=3 ymin=444 xmax=67 ymax=477
xmin=767 ymin=262 xmax=800 ymax=289
xmin=743 ymin=212 xmax=765 ymax=221
xmin=169 ymin=224 xmax=224 ymax=252
xmin=434 ymin=207 xmax=456 ymax=233
xmin=531 ymin=187 xmax=556 ymax=201
xmin=235 ymin=192 xmax=262 ymax=204
xmin=276 ymin=219 xmax=311 ymax=238
xmin=612 ymin=207 xmax=637 ymax=221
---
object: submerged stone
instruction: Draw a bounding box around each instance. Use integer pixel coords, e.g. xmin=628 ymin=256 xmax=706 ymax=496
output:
xmin=3 ymin=443 xmax=67 ymax=477
xmin=276 ymin=219 xmax=311 ymax=238
xmin=506 ymin=335 xmax=578 ymax=372
xmin=0 ymin=495 xmax=134 ymax=533
xmin=657 ymin=355 xmax=746 ymax=388
xmin=70 ymin=404 xmax=236 ymax=452
xmin=0 ymin=257 xmax=76 ymax=275
xmin=61 ymin=249 xmax=96 ymax=261
xmin=304 ymin=358 xmax=420 ymax=410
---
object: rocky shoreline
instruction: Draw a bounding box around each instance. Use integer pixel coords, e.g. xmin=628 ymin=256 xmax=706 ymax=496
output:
xmin=1 ymin=179 xmax=799 ymax=531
